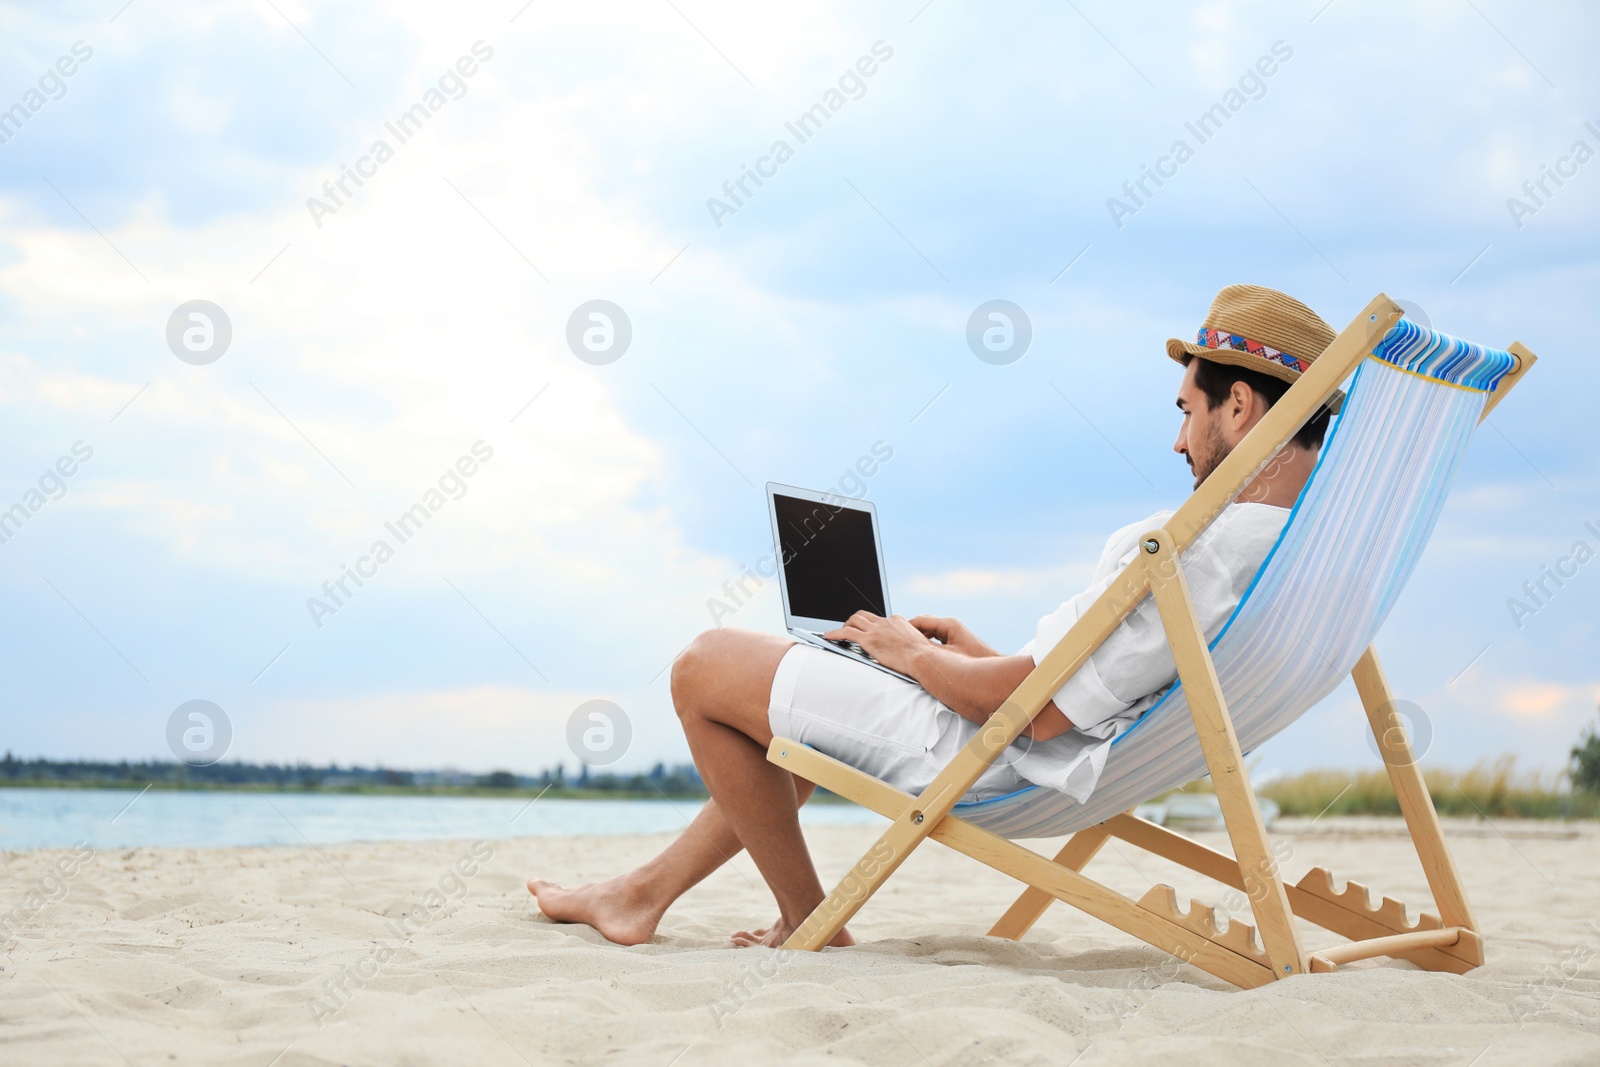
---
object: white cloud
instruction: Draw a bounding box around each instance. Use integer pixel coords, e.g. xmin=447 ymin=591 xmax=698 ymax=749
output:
xmin=904 ymin=562 xmax=1094 ymax=598
xmin=242 ymin=682 xmax=688 ymax=774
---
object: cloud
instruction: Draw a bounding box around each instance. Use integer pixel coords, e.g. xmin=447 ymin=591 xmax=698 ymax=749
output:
xmin=904 ymin=563 xmax=1094 ymax=598
xmin=242 ymin=682 xmax=688 ymax=774
xmin=1502 ymin=680 xmax=1599 ymax=719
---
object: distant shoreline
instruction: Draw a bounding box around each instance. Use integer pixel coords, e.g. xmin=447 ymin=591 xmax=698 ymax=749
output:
xmin=0 ymin=754 xmax=717 ymax=802
xmin=5 ymin=758 xmax=1596 ymax=818
xmin=0 ymin=780 xmax=878 ymax=803
xmin=0 ymin=779 xmax=714 ymax=801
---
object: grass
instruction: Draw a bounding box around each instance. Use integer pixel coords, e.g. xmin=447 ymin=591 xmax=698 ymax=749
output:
xmin=1257 ymin=756 xmax=1600 ymax=820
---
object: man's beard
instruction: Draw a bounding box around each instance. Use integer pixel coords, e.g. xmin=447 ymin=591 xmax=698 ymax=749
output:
xmin=1189 ymin=420 xmax=1231 ymax=488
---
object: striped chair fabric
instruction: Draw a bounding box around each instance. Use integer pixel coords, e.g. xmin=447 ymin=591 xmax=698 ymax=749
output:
xmin=953 ymin=320 xmax=1518 ymax=838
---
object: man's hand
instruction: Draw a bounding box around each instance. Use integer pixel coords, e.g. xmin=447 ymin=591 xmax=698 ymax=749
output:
xmin=823 ymin=612 xmax=935 ymax=678
xmin=825 ymin=611 xmax=1075 ymax=742
xmin=909 ymin=615 xmax=1000 ymax=658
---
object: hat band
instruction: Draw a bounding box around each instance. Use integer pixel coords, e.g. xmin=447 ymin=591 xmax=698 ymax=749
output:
xmin=1197 ymin=327 xmax=1308 ymax=374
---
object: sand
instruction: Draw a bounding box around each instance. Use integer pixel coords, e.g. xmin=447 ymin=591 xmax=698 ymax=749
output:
xmin=3 ymin=816 xmax=1598 ymax=1065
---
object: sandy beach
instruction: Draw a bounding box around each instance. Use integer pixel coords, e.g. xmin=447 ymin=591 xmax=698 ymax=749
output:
xmin=4 ymin=817 xmax=1598 ymax=1065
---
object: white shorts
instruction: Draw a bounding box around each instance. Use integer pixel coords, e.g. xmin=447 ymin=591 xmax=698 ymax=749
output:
xmin=767 ymin=643 xmax=1029 ymax=803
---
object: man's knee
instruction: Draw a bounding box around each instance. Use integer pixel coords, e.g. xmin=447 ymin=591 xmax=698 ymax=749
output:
xmin=671 ymin=628 xmax=743 ymax=716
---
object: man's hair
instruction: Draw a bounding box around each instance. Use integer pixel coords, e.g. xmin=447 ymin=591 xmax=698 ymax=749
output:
xmin=1186 ymin=356 xmax=1332 ymax=451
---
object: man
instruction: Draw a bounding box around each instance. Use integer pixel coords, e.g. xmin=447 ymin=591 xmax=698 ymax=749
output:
xmin=528 ymin=284 xmax=1339 ymax=948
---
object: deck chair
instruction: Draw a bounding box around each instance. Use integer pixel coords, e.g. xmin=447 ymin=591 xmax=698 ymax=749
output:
xmin=767 ymin=294 xmax=1537 ymax=988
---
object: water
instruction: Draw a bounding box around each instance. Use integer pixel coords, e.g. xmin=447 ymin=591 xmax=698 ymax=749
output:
xmin=0 ymin=788 xmax=885 ymax=852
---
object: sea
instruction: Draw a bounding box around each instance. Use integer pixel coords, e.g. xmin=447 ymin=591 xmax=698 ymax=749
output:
xmin=0 ymin=788 xmax=885 ymax=852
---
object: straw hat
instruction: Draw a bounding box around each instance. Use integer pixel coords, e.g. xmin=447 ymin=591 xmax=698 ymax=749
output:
xmin=1166 ymin=284 xmax=1342 ymax=413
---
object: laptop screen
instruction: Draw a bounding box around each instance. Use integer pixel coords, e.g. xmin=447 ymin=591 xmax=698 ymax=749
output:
xmin=773 ymin=493 xmax=887 ymax=623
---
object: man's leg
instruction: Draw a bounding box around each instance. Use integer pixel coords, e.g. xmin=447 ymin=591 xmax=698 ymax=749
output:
xmin=528 ymin=630 xmax=848 ymax=946
xmin=671 ymin=630 xmax=853 ymax=947
xmin=527 ymin=794 xmax=765 ymax=945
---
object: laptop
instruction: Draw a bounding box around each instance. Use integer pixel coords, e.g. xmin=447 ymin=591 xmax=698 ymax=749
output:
xmin=765 ymin=482 xmax=916 ymax=684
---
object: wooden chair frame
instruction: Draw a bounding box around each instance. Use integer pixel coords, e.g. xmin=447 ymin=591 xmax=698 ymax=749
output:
xmin=768 ymin=293 xmax=1537 ymax=987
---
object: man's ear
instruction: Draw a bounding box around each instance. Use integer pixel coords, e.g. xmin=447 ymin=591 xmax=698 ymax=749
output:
xmin=1229 ymin=380 xmax=1254 ymax=427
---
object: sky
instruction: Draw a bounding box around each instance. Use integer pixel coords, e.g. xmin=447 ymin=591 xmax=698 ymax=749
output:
xmin=0 ymin=0 xmax=1595 ymax=783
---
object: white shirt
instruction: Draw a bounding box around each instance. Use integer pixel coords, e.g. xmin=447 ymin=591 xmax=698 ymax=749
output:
xmin=1008 ymin=502 xmax=1289 ymax=801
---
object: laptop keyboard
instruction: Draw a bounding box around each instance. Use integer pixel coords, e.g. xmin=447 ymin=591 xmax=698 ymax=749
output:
xmin=806 ymin=632 xmax=915 ymax=683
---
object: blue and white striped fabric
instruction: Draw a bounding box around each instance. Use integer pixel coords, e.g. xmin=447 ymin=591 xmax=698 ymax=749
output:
xmin=952 ymin=323 xmax=1517 ymax=839
xmin=1371 ymin=319 xmax=1514 ymax=391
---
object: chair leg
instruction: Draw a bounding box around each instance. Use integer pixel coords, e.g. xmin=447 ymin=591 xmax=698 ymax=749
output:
xmin=1145 ymin=531 xmax=1307 ymax=978
xmin=781 ymin=714 xmax=1040 ymax=949
xmin=783 ymin=798 xmax=927 ymax=950
xmin=988 ymin=823 xmax=1111 ymax=940
xmin=1351 ymin=646 xmax=1480 ymax=956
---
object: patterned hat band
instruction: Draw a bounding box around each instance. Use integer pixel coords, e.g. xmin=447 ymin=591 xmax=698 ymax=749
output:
xmin=1197 ymin=327 xmax=1308 ymax=374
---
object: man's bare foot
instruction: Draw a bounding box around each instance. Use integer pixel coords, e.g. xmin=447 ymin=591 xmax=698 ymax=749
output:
xmin=527 ymin=874 xmax=665 ymax=947
xmin=731 ymin=917 xmax=854 ymax=948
